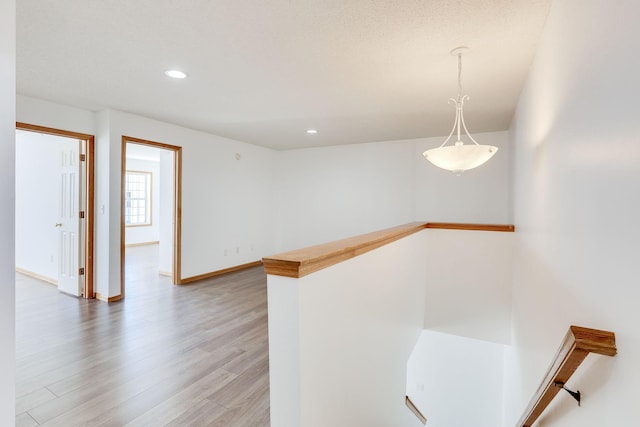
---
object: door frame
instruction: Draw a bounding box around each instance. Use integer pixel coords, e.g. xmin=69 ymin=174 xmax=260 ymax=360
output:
xmin=121 ymin=136 xmax=182 ymax=297
xmin=16 ymin=122 xmax=95 ymax=298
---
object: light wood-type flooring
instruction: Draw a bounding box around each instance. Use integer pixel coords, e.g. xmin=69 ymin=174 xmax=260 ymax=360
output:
xmin=15 ymin=244 xmax=270 ymax=426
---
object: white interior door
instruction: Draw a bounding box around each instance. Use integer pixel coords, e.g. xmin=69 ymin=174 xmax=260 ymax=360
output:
xmin=57 ymin=139 xmax=82 ymax=296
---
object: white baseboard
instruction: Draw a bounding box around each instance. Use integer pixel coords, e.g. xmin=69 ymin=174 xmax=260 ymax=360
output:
xmin=15 ymin=267 xmax=58 ymax=285
xmin=125 ymin=241 xmax=160 ymax=248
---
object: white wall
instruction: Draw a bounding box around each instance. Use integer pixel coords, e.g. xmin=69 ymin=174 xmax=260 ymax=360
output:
xmin=274 ymin=140 xmax=416 ymax=252
xmin=414 ymin=131 xmax=511 ymax=224
xmin=17 ymin=95 xmax=94 ymax=135
xmin=406 ymin=330 xmax=505 ymax=427
xmin=105 ymin=110 xmax=278 ymax=295
xmin=424 ymin=228 xmax=514 ymax=344
xmin=94 ymin=110 xmax=112 ymax=298
xmin=268 ymin=231 xmax=428 ymax=427
xmin=15 ymin=100 xmax=512 ymax=300
xmin=15 ymin=131 xmax=62 ymax=281
xmin=124 ymin=157 xmax=161 ymax=245
xmin=15 ymin=93 xmax=513 ymax=297
xmin=16 ymin=101 xmax=279 ymax=297
xmin=504 ymin=1 xmax=640 ymax=425
xmin=274 ymin=131 xmax=511 ymax=253
xmin=0 ymin=0 xmax=16 ymax=423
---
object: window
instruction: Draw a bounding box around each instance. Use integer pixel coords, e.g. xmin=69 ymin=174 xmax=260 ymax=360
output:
xmin=125 ymin=171 xmax=151 ymax=226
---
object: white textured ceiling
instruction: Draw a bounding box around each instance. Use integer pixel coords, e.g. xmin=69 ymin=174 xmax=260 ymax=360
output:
xmin=17 ymin=0 xmax=551 ymax=150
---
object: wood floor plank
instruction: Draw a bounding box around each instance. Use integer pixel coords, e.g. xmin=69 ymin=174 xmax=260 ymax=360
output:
xmin=164 ymin=398 xmax=231 ymax=427
xmin=15 ymin=387 xmax=57 ymax=415
xmin=208 ymin=353 xmax=270 ymax=410
xmin=16 ymin=245 xmax=270 ymax=426
xmin=15 ymin=411 xmax=39 ymax=427
xmin=123 ymin=368 xmax=237 ymax=427
xmin=222 ymin=341 xmax=270 ymax=376
xmin=32 ymin=347 xmax=215 ymax=425
xmin=199 ymin=387 xmax=270 ymax=427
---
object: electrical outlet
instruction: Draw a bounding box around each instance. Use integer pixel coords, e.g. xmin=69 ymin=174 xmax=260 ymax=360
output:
xmin=236 ymin=247 xmax=240 ymax=254
xmin=224 ymin=249 xmax=228 ymax=256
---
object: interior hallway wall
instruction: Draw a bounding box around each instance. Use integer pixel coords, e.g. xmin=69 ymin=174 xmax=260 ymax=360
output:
xmin=274 ymin=130 xmax=511 ymax=253
xmin=103 ymin=110 xmax=278 ymax=297
xmin=273 ymin=140 xmax=416 ymax=252
xmin=414 ymin=131 xmax=511 ymax=224
xmin=0 ymin=0 xmax=16 ymax=423
xmin=17 ymin=95 xmax=94 ymax=136
xmin=17 ymin=99 xmax=279 ymax=298
xmin=16 ymin=100 xmax=513 ymax=301
xmin=423 ymin=228 xmax=514 ymax=345
xmin=504 ymin=1 xmax=640 ymax=425
xmin=407 ymin=330 xmax=504 ymax=427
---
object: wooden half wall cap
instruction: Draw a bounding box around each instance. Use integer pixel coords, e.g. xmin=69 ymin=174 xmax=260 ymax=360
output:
xmin=263 ymin=221 xmax=515 ymax=278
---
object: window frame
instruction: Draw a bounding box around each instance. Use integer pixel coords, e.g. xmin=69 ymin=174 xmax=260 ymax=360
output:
xmin=124 ymin=170 xmax=152 ymax=227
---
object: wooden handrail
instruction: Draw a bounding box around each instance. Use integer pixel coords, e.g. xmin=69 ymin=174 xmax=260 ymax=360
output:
xmin=263 ymin=222 xmax=515 ymax=278
xmin=426 ymin=222 xmax=515 ymax=232
xmin=517 ymin=326 xmax=617 ymax=427
xmin=405 ymin=395 xmax=427 ymax=425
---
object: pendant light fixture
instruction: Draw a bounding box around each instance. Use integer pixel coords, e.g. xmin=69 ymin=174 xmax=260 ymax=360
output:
xmin=423 ymin=47 xmax=497 ymax=175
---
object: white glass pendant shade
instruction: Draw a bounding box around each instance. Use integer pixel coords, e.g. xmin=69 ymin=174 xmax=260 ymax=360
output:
xmin=423 ymin=141 xmax=498 ymax=175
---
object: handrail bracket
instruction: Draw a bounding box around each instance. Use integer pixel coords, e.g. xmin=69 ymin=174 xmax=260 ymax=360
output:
xmin=554 ymin=382 xmax=581 ymax=407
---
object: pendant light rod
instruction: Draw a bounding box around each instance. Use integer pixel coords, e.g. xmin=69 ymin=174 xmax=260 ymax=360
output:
xmin=439 ymin=47 xmax=478 ymax=148
xmin=456 ymin=52 xmax=462 ymax=143
xmin=422 ymin=46 xmax=498 ymax=174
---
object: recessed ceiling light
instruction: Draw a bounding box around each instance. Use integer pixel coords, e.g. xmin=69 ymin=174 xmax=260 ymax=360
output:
xmin=165 ymin=69 xmax=188 ymax=79
xmin=306 ymin=129 xmax=318 ymax=134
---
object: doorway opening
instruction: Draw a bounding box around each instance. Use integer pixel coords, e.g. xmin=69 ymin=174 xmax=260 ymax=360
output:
xmin=121 ymin=136 xmax=182 ymax=298
xmin=15 ymin=122 xmax=95 ymax=298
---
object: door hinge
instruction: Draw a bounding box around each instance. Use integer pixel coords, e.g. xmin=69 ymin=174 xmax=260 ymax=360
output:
xmin=80 ymin=154 xmax=86 ymax=162
xmin=79 ymin=211 xmax=85 ymax=219
xmin=79 ymin=267 xmax=85 ymax=276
